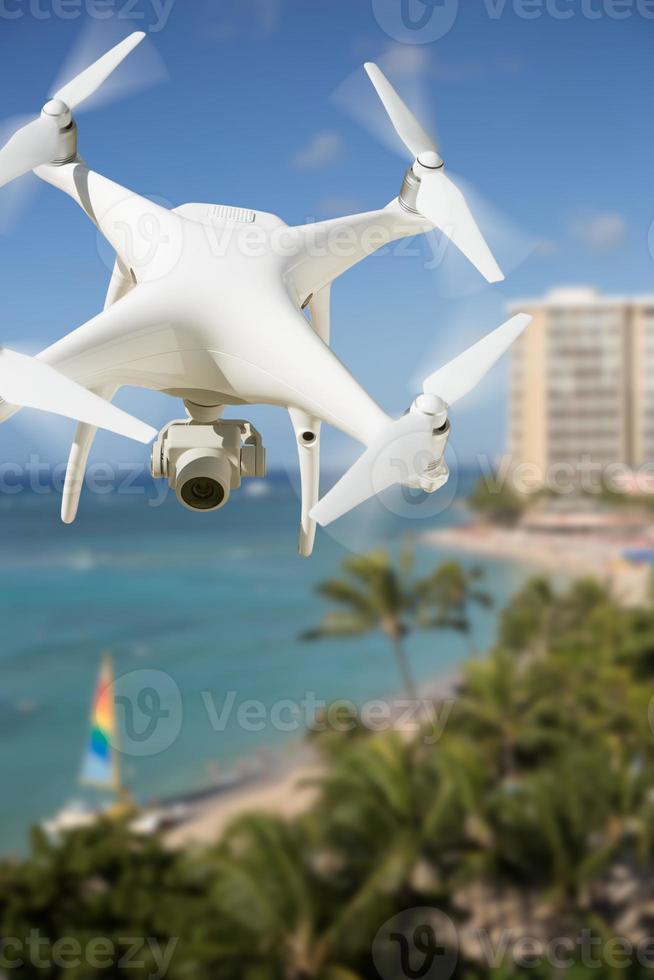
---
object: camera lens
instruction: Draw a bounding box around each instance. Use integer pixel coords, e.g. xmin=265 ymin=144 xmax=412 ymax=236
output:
xmin=174 ymin=449 xmax=232 ymax=512
xmin=180 ymin=477 xmax=225 ymax=510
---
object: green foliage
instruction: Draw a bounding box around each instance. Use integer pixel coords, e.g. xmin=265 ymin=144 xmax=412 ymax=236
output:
xmin=468 ymin=476 xmax=531 ymax=527
xmin=4 ymin=572 xmax=654 ymax=978
xmin=594 ymin=484 xmax=654 ymax=512
xmin=0 ymin=820 xmax=216 ymax=978
xmin=416 ymin=561 xmax=492 ymax=653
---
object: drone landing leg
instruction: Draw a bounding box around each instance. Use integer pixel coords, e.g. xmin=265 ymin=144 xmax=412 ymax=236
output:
xmin=289 ymin=407 xmax=321 ymax=557
xmin=61 ymin=384 xmax=118 ymax=524
xmin=60 ymin=263 xmax=131 ymax=524
xmin=288 ymin=286 xmax=330 ymax=557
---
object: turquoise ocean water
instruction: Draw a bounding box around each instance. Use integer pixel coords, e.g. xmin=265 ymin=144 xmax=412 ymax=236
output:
xmin=0 ymin=470 xmax=528 ymax=854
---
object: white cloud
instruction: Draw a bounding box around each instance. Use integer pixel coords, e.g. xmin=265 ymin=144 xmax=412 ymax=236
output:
xmin=568 ymin=211 xmax=626 ymax=252
xmin=292 ymin=132 xmax=344 ymax=170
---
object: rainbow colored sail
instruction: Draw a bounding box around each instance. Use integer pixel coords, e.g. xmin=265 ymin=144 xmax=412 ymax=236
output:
xmin=80 ymin=655 xmax=120 ymax=791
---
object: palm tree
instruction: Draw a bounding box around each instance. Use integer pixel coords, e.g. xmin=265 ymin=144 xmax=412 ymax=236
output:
xmin=301 ymin=549 xmax=462 ymax=701
xmin=498 ymin=575 xmax=555 ymax=658
xmin=206 ymin=812 xmax=364 ymax=979
xmin=456 ymin=649 xmax=524 ymax=778
xmin=415 ymin=560 xmax=493 ymax=656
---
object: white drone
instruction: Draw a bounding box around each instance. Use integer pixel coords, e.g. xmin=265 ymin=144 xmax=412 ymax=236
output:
xmin=0 ymin=33 xmax=530 ymax=556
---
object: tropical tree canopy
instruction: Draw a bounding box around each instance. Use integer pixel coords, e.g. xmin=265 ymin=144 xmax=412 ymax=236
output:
xmin=3 ymin=574 xmax=654 ymax=978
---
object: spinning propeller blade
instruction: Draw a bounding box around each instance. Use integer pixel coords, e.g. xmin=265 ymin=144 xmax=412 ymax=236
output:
xmin=416 ymin=171 xmax=504 ymax=285
xmin=311 ymin=412 xmax=434 ymax=528
xmin=0 ymin=32 xmax=145 ymax=190
xmin=0 ymin=348 xmax=156 ymax=444
xmin=363 ymin=62 xmax=437 ymax=160
xmin=311 ymin=314 xmax=532 ymax=526
xmin=423 ymin=313 xmax=532 ymax=406
xmin=0 ymin=116 xmax=59 ymax=190
xmin=364 ymin=62 xmax=504 ymax=284
xmin=53 ymin=31 xmax=145 ymax=111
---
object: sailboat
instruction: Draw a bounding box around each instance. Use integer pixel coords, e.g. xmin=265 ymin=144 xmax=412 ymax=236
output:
xmin=43 ymin=654 xmax=188 ymax=839
xmin=42 ymin=653 xmax=134 ymax=837
xmin=79 ymin=653 xmax=126 ymax=799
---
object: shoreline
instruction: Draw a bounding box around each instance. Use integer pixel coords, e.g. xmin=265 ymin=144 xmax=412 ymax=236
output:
xmin=423 ymin=524 xmax=651 ymax=607
xmin=34 ymin=518 xmax=649 ymax=852
xmin=163 ymin=668 xmax=460 ymax=848
xmin=164 ymin=744 xmax=323 ymax=848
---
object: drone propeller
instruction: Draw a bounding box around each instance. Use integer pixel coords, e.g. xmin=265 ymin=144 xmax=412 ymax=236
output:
xmin=0 ymin=348 xmax=156 ymax=444
xmin=421 ymin=313 xmax=531 ymax=406
xmin=53 ymin=31 xmax=146 ymax=111
xmin=0 ymin=32 xmax=145 ymax=190
xmin=0 ymin=116 xmax=59 ymax=189
xmin=311 ymin=314 xmax=532 ymax=526
xmin=364 ymin=62 xmax=504 ymax=285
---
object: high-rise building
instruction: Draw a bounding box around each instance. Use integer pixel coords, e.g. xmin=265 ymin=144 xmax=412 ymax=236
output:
xmin=507 ymin=288 xmax=654 ymax=488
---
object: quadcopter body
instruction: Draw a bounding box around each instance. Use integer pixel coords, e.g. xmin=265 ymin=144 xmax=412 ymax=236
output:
xmin=0 ymin=34 xmax=530 ymax=555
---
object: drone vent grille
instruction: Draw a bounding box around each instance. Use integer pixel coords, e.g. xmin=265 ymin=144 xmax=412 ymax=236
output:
xmin=209 ymin=205 xmax=256 ymax=224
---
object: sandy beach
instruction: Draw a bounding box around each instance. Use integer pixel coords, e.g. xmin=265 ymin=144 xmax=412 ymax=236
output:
xmin=164 ymin=670 xmax=460 ymax=848
xmin=165 ymin=754 xmax=323 ymax=848
xmin=424 ymin=524 xmax=651 ymax=607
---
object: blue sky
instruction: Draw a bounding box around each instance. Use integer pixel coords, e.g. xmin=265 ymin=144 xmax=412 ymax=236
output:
xmin=0 ymin=0 xmax=653 ymax=473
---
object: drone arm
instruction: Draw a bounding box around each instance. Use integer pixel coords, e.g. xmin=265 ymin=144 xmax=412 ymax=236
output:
xmin=288 ymin=286 xmax=330 ymax=557
xmin=286 ymin=200 xmax=431 ymax=303
xmin=34 ymin=161 xmax=184 ymax=285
